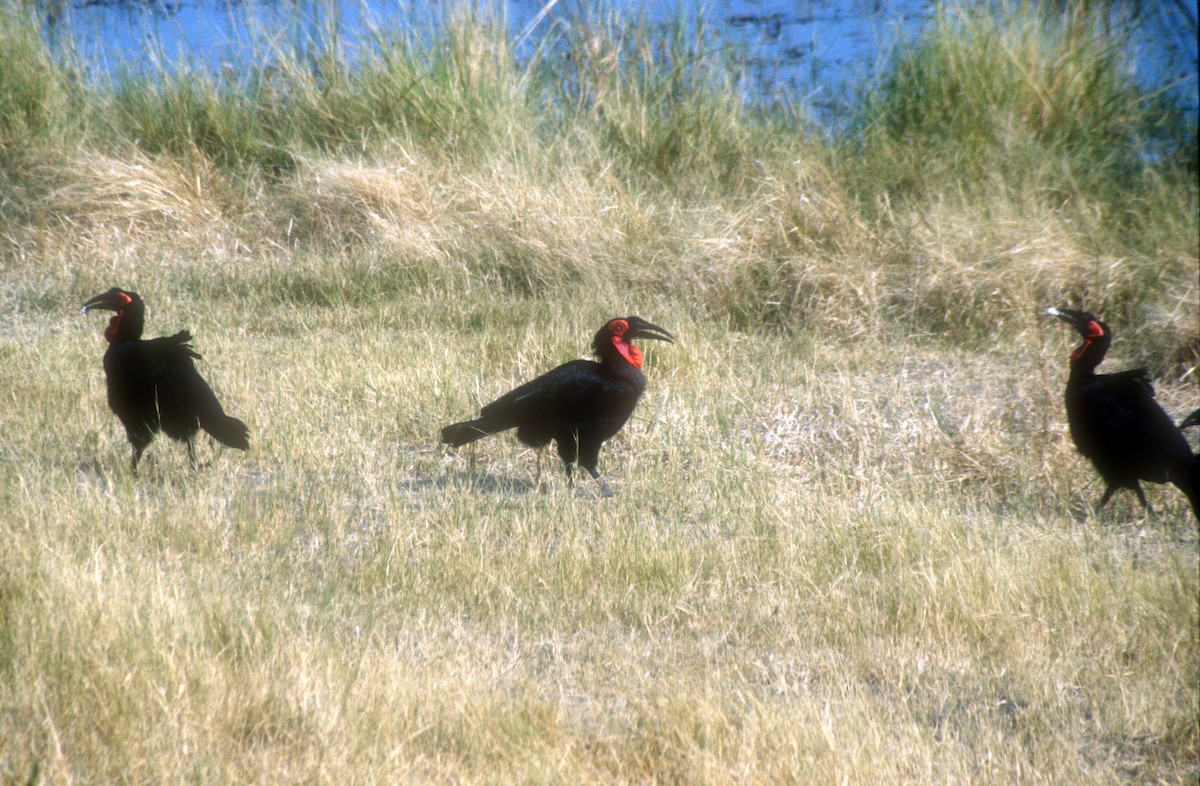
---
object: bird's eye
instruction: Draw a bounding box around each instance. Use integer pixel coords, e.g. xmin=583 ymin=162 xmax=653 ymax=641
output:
xmin=611 ymin=320 xmax=627 ymax=334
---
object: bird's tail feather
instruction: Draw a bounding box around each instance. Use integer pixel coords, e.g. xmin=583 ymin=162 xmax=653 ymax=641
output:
xmin=1169 ymin=454 xmax=1200 ymax=525
xmin=1187 ymin=456 xmax=1200 ymax=524
xmin=203 ymin=414 xmax=250 ymax=451
xmin=441 ymin=419 xmax=507 ymax=447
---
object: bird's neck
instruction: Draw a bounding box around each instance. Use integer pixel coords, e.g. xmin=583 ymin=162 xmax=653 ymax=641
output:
xmin=1067 ymin=338 xmax=1107 ymax=377
xmin=105 ymin=303 xmax=144 ymax=345
xmin=601 ymin=344 xmax=648 ymax=388
xmin=613 ymin=338 xmax=643 ymax=370
xmin=1065 ymin=365 xmax=1097 ymax=388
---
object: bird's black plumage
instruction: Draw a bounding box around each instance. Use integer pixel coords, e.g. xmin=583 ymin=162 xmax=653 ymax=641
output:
xmin=83 ymin=288 xmax=250 ymax=469
xmin=441 ymin=316 xmax=674 ymax=495
xmin=1045 ymin=307 xmax=1197 ymax=520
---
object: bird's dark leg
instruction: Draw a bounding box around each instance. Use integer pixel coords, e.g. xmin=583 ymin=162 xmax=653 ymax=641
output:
xmin=1098 ymin=484 xmax=1116 ymax=510
xmin=558 ymin=436 xmax=580 ymax=489
xmin=187 ymin=437 xmax=198 ymax=469
xmin=586 ymin=466 xmax=615 ymax=498
xmin=576 ymin=440 xmax=612 ymax=497
xmin=130 ymin=439 xmax=149 ymax=472
xmin=1131 ymin=482 xmax=1153 ymax=515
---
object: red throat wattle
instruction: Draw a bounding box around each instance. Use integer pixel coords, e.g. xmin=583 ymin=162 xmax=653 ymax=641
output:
xmin=1069 ymin=320 xmax=1105 ymax=365
xmin=104 ymin=314 xmax=121 ymax=343
xmin=613 ymin=337 xmax=644 ymax=369
xmin=102 ymin=292 xmax=133 ymax=344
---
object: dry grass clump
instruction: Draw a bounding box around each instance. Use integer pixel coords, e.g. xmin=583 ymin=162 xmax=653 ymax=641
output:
xmin=832 ymin=194 xmax=1200 ymax=374
xmin=6 ymin=148 xmax=238 ymax=274
xmin=285 ymin=155 xmax=652 ymax=293
xmin=285 ymin=159 xmax=449 ymax=252
xmin=661 ymin=158 xmax=884 ymax=335
xmin=876 ymin=202 xmax=1094 ymax=335
xmin=41 ymin=150 xmax=227 ymax=231
xmin=274 ymin=145 xmax=1188 ymax=358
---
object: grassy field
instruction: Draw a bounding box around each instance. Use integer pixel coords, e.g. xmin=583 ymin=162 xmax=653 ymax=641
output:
xmin=1 ymin=1 xmax=1197 ymax=783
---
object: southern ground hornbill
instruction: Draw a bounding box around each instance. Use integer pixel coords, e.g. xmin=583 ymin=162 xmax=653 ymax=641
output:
xmin=1045 ymin=307 xmax=1198 ymax=520
xmin=82 ymin=288 xmax=250 ymax=470
xmin=441 ymin=317 xmax=674 ymax=495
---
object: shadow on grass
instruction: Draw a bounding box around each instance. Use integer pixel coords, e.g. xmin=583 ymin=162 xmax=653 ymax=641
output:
xmin=422 ymin=470 xmax=613 ymax=499
xmin=403 ymin=472 xmax=541 ymax=497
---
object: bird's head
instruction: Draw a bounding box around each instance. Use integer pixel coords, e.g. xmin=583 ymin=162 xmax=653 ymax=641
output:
xmin=82 ymin=288 xmax=143 ymax=344
xmin=1044 ymin=307 xmax=1111 ymax=368
xmin=593 ymin=317 xmax=675 ymax=370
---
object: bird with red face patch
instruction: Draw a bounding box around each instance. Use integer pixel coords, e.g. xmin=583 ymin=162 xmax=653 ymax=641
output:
xmin=82 ymin=288 xmax=250 ymax=470
xmin=1045 ymin=307 xmax=1197 ymax=521
xmin=441 ymin=316 xmax=675 ymax=496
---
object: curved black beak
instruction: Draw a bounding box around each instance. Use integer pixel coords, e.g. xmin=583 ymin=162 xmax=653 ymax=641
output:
xmin=81 ymin=289 xmax=130 ymax=315
xmin=1044 ymin=307 xmax=1093 ymax=335
xmin=625 ymin=317 xmax=675 ymax=344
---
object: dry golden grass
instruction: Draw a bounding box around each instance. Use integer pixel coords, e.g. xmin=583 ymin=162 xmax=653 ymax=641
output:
xmin=3 ymin=2 xmax=1196 ymax=779
xmin=0 ymin=135 xmax=1196 ymax=785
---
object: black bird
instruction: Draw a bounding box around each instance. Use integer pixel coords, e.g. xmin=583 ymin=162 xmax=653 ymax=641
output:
xmin=1181 ymin=409 xmax=1200 ymax=430
xmin=1045 ymin=307 xmax=1197 ymax=520
xmin=441 ymin=317 xmax=675 ymax=495
xmin=82 ymin=288 xmax=250 ymax=470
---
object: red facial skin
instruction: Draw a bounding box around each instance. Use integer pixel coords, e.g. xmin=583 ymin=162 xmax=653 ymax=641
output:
xmin=608 ymin=319 xmax=644 ymax=369
xmin=1069 ymin=319 xmax=1106 ymax=365
xmin=103 ymin=292 xmax=134 ymax=343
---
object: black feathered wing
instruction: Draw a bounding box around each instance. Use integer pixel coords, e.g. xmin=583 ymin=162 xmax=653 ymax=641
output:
xmin=162 ymin=332 xmax=250 ymax=450
xmin=441 ymin=359 xmax=642 ymax=448
xmin=107 ymin=331 xmax=249 ymax=450
xmin=1068 ymin=369 xmax=1192 ymax=486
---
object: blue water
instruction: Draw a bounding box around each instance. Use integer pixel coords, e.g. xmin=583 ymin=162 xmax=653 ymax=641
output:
xmin=41 ymin=0 xmax=1200 ymax=130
